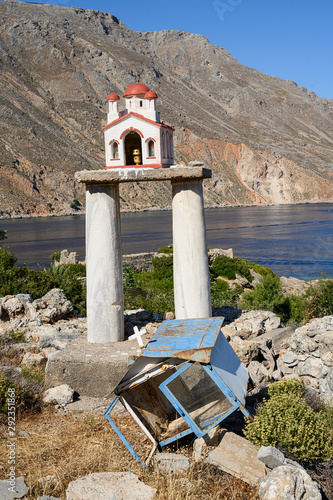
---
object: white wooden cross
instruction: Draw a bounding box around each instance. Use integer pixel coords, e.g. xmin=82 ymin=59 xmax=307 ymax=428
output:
xmin=128 ymin=326 xmax=146 ymax=348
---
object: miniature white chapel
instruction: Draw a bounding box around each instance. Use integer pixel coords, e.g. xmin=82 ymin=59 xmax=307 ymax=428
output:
xmin=103 ymin=83 xmax=174 ymax=169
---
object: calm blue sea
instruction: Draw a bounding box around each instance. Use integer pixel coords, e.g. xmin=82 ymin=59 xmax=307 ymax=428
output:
xmin=1 ymin=203 xmax=333 ymax=280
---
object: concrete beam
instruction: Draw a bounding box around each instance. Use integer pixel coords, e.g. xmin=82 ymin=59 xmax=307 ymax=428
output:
xmin=75 ymin=165 xmax=212 ymax=185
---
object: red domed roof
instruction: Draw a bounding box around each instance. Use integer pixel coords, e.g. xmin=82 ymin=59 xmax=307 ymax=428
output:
xmin=144 ymin=91 xmax=158 ymax=99
xmin=107 ymin=93 xmax=120 ymax=101
xmin=123 ymin=83 xmax=150 ymax=97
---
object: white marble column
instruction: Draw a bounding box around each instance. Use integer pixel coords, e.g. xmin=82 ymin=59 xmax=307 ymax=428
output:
xmin=172 ymin=179 xmax=212 ymax=319
xmin=86 ymin=183 xmax=124 ymax=343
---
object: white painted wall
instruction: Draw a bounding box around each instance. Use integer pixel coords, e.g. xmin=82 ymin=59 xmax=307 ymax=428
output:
xmin=104 ymin=114 xmax=173 ymax=168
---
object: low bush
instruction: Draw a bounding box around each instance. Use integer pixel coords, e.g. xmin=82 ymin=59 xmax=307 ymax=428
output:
xmin=157 ymin=245 xmax=173 ymax=254
xmin=50 ymin=251 xmax=61 ymax=262
xmin=304 ymin=277 xmax=333 ymax=321
xmin=243 ymin=259 xmax=277 ymax=278
xmin=0 ymin=246 xmax=17 ymax=271
xmin=273 ymin=294 xmax=308 ymax=326
xmin=124 ymin=255 xmax=174 ymax=313
xmin=244 ymin=378 xmax=333 ymax=461
xmin=211 ymin=255 xmax=253 ymax=282
xmin=210 ymin=279 xmax=243 ymax=308
xmin=7 ymin=330 xmax=26 ymax=344
xmin=0 ymin=226 xmax=7 ymax=240
xmin=240 ymin=274 xmax=283 ymax=311
xmin=0 ymin=372 xmax=43 ymax=416
xmin=70 ymin=198 xmax=81 ymax=210
xmin=240 ymin=275 xmax=309 ymax=325
xmin=0 ymin=249 xmax=86 ymax=316
xmin=20 ymin=366 xmax=45 ymax=384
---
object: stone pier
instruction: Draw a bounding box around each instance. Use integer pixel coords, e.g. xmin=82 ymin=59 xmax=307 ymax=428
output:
xmin=172 ymin=179 xmax=212 ymax=319
xmin=86 ymin=183 xmax=123 ymax=343
xmin=76 ymin=165 xmax=212 ymax=343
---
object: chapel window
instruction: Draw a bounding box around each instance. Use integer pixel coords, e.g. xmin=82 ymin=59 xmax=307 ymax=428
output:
xmin=147 ymin=140 xmax=155 ymax=157
xmin=111 ymin=141 xmax=119 ymax=159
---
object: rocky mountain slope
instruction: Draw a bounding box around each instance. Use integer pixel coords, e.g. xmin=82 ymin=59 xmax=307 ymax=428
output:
xmin=1 ymin=0 xmax=333 ymax=216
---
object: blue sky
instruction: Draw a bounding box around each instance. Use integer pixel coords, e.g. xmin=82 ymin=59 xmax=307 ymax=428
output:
xmin=5 ymin=0 xmax=333 ymax=99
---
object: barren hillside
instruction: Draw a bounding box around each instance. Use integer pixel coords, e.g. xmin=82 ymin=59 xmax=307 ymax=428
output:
xmin=0 ymin=0 xmax=333 ymax=216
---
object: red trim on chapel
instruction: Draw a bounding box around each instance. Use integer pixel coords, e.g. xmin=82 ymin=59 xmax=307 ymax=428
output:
xmin=119 ymin=127 xmax=144 ymax=140
xmin=105 ymin=163 xmax=169 ymax=170
xmin=102 ymin=112 xmax=174 ymax=132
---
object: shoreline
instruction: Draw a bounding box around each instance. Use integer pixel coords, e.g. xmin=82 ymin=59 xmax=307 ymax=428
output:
xmin=1 ymin=200 xmax=333 ymax=221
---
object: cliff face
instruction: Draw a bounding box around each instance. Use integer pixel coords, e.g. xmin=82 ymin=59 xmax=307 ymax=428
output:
xmin=1 ymin=0 xmax=333 ymax=216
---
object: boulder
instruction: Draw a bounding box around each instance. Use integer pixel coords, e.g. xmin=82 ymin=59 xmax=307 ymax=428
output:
xmin=319 ymin=367 xmax=333 ymax=402
xmin=205 ymin=431 xmax=268 ymax=485
xmin=0 ymin=477 xmax=28 ymax=500
xmin=257 ymin=446 xmax=286 ymax=469
xmin=21 ymin=351 xmax=46 ymax=368
xmin=43 ymin=384 xmax=74 ymax=405
xmin=33 ymin=289 xmax=73 ymax=324
xmin=248 ymin=361 xmax=272 ymax=386
xmin=1 ymin=296 xmax=25 ymax=319
xmin=59 ymin=249 xmax=79 ymax=264
xmin=229 ymin=337 xmax=260 ymax=365
xmin=153 ymin=453 xmax=191 ymax=473
xmin=259 ymin=465 xmax=322 ymax=500
xmin=66 ymin=472 xmax=156 ymax=500
xmin=280 ymin=276 xmax=309 ymax=296
xmin=227 ymin=310 xmax=281 ymax=340
xmin=256 ymin=326 xmax=295 ymax=353
xmin=276 ymin=316 xmax=333 ymax=401
xmin=193 ymin=427 xmax=223 ymax=461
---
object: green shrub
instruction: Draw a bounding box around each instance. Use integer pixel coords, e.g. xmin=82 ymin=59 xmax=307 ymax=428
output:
xmin=211 ymin=279 xmax=242 ymax=308
xmin=123 ymin=266 xmax=135 ymax=289
xmin=70 ymin=199 xmax=81 ymax=210
xmin=273 ymin=294 xmax=308 ymax=326
xmin=21 ymin=366 xmax=45 ymax=384
xmin=152 ymin=255 xmax=173 ymax=280
xmin=123 ymin=256 xmax=174 ymax=313
xmin=0 ymin=226 xmax=7 ymax=241
xmin=0 ymin=246 xmax=17 ymax=271
xmin=244 ymin=378 xmax=333 ymax=461
xmin=0 ymin=259 xmax=86 ymax=317
xmin=51 ymin=251 xmax=61 ymax=262
xmin=0 ymin=371 xmax=43 ymax=415
xmin=157 ymin=245 xmax=173 ymax=254
xmin=124 ymin=288 xmax=174 ymax=314
xmin=7 ymin=330 xmax=26 ymax=344
xmin=243 ymin=260 xmax=277 ymax=278
xmin=210 ymin=256 xmax=253 ymax=282
xmin=304 ymin=277 xmax=333 ymax=321
xmin=240 ymin=274 xmax=283 ymax=311
xmin=0 ymin=373 xmax=26 ymax=413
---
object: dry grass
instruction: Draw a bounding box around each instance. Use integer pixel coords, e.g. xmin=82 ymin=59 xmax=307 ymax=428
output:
xmin=0 ymin=407 xmax=259 ymax=499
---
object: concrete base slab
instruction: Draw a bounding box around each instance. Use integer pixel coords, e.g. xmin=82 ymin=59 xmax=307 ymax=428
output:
xmin=67 ymin=396 xmax=126 ymax=415
xmin=45 ymin=334 xmax=144 ymax=398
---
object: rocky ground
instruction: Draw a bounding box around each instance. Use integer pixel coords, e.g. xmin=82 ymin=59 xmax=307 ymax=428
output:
xmin=0 ymin=288 xmax=332 ymax=498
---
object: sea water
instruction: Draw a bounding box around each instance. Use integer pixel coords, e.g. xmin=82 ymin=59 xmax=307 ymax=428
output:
xmin=2 ymin=203 xmax=333 ymax=280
